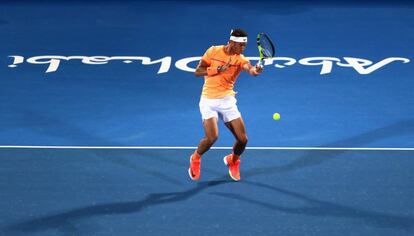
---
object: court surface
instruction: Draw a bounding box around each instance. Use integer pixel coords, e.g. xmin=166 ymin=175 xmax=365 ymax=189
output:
xmin=0 ymin=0 xmax=413 ymax=235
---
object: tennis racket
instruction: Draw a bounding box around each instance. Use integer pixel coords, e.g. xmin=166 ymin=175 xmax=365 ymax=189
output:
xmin=256 ymin=33 xmax=275 ymax=67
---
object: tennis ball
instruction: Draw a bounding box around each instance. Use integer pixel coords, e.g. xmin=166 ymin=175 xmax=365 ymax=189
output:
xmin=273 ymin=113 xmax=281 ymax=121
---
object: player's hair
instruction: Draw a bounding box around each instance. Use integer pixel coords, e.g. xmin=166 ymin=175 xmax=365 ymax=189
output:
xmin=230 ymin=29 xmax=248 ymax=37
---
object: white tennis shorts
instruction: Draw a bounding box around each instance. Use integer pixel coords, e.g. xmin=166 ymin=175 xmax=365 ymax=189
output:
xmin=199 ymin=96 xmax=241 ymax=123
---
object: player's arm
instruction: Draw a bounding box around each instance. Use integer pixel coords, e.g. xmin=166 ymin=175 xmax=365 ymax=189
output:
xmin=194 ymin=59 xmax=209 ymax=77
xmin=195 ymin=59 xmax=229 ymax=77
xmin=243 ymin=63 xmax=263 ymax=76
xmin=196 ymin=46 xmax=231 ymax=77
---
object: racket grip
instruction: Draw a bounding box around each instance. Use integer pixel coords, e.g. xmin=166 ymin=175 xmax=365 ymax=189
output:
xmin=257 ymin=59 xmax=264 ymax=68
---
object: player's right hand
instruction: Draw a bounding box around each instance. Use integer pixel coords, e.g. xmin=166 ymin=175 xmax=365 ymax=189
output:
xmin=255 ymin=64 xmax=264 ymax=73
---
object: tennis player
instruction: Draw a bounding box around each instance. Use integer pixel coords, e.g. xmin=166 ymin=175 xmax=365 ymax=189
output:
xmin=189 ymin=29 xmax=263 ymax=181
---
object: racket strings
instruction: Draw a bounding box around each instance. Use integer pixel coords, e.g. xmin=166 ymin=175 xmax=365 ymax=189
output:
xmin=259 ymin=36 xmax=275 ymax=58
xmin=260 ymin=40 xmax=274 ymax=57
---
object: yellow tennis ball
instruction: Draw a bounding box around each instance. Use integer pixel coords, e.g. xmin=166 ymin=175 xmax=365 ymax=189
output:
xmin=273 ymin=113 xmax=281 ymax=120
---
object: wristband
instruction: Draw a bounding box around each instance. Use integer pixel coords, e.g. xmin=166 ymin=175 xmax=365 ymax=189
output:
xmin=207 ymin=67 xmax=218 ymax=76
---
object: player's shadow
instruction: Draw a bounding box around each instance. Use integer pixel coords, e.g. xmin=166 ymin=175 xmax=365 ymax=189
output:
xmin=4 ymin=114 xmax=413 ymax=235
xmin=212 ymin=180 xmax=414 ymax=232
xmin=244 ymin=118 xmax=414 ymax=177
xmin=7 ymin=177 xmax=413 ymax=235
xmin=3 ymin=180 xmax=230 ymax=235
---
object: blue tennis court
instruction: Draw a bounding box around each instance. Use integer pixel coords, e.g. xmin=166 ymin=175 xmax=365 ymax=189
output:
xmin=0 ymin=0 xmax=413 ymax=235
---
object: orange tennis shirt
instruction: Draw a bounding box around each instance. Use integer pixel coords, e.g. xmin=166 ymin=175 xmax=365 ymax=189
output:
xmin=200 ymin=45 xmax=250 ymax=99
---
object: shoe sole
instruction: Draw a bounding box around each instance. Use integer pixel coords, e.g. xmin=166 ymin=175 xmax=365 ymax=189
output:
xmin=223 ymin=156 xmax=240 ymax=181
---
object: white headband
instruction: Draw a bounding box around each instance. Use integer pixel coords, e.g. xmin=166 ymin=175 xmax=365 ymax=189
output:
xmin=230 ymin=36 xmax=247 ymax=43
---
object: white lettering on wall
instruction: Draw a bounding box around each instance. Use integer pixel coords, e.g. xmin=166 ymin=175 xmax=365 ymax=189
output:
xmin=6 ymin=55 xmax=410 ymax=75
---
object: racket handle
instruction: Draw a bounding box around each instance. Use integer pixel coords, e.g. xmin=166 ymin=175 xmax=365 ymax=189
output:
xmin=257 ymin=59 xmax=264 ymax=68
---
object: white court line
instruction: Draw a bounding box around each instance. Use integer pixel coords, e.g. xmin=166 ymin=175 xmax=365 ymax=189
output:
xmin=0 ymin=146 xmax=413 ymax=151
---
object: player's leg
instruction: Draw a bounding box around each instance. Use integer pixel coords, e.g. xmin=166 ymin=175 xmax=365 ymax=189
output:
xmin=225 ymin=117 xmax=248 ymax=160
xmin=189 ymin=97 xmax=220 ymax=180
xmin=223 ymin=117 xmax=246 ymax=181
xmin=220 ymin=95 xmax=246 ymax=181
xmin=189 ymin=116 xmax=218 ymax=181
xmin=196 ymin=117 xmax=219 ymax=155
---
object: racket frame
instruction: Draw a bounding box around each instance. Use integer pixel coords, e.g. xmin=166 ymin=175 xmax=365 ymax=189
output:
xmin=256 ymin=33 xmax=275 ymax=67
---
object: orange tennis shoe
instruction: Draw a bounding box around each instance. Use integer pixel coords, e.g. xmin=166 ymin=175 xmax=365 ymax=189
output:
xmin=223 ymin=154 xmax=241 ymax=181
xmin=188 ymin=155 xmax=201 ymax=181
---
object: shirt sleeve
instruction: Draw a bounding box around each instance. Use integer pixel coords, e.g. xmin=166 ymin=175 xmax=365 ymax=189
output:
xmin=201 ymin=46 xmax=215 ymax=66
xmin=239 ymin=54 xmax=250 ymax=67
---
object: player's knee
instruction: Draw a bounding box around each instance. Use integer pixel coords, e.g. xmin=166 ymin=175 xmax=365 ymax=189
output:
xmin=206 ymin=134 xmax=218 ymax=145
xmin=238 ymin=135 xmax=248 ymax=145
